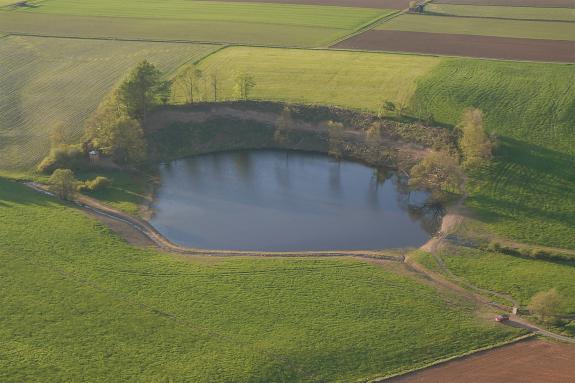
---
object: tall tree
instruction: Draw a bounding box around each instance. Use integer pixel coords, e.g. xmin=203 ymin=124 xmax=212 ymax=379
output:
xmin=209 ymin=70 xmax=219 ymax=102
xmin=458 ymin=108 xmax=493 ymax=168
xmin=177 ymin=64 xmax=203 ymax=104
xmin=528 ymin=288 xmax=566 ymax=321
xmin=409 ymin=151 xmax=464 ymax=201
xmin=327 ymin=121 xmax=345 ymax=160
xmin=118 ymin=60 xmax=165 ymax=120
xmin=48 ymin=168 xmax=77 ymax=200
xmin=234 ymin=73 xmax=256 ymax=101
xmin=274 ymin=106 xmax=293 ymax=148
xmin=97 ymin=118 xmax=147 ymax=164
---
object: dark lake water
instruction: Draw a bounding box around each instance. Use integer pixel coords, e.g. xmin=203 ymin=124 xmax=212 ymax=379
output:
xmin=150 ymin=150 xmax=436 ymax=251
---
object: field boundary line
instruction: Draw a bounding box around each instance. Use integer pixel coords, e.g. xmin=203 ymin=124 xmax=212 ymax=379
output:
xmin=421 ymin=11 xmax=575 ymax=23
xmin=327 ymin=9 xmax=402 ymax=47
xmin=366 ymin=334 xmax=536 ymax=382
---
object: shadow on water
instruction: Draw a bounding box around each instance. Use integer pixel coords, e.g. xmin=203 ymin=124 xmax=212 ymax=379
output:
xmin=150 ymin=149 xmax=441 ymax=252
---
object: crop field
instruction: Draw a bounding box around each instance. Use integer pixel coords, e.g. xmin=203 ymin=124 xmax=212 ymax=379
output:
xmin=218 ymin=0 xmax=411 ymax=9
xmin=333 ymin=30 xmax=575 ymax=62
xmin=376 ymin=14 xmax=575 ymax=41
xmin=0 ymin=36 xmax=219 ymax=170
xmin=0 ymin=0 xmax=392 ymax=46
xmin=426 ymin=3 xmax=575 ymax=22
xmin=0 ymin=177 xmax=523 ymax=382
xmin=191 ymin=46 xmax=443 ymax=109
xmin=435 ymin=0 xmax=575 ymax=7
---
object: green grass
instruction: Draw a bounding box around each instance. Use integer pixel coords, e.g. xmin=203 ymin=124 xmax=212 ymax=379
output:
xmin=192 ymin=46 xmax=443 ymax=109
xmin=0 ymin=35 xmax=219 ymax=170
xmin=427 ymin=4 xmax=575 ymax=22
xmin=0 ymin=177 xmax=523 ymax=382
xmin=420 ymin=248 xmax=575 ymax=314
xmin=377 ymin=14 xmax=575 ymax=40
xmin=410 ymin=59 xmax=575 ymax=249
xmin=0 ymin=0 xmax=392 ymax=46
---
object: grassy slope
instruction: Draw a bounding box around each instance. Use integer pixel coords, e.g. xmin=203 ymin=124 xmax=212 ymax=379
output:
xmin=0 ymin=0 xmax=391 ymax=46
xmin=0 ymin=35 xmax=219 ymax=170
xmin=410 ymin=59 xmax=575 ymax=249
xmin=418 ymin=249 xmax=575 ymax=314
xmin=0 ymin=177 xmax=522 ymax=382
xmin=427 ymin=4 xmax=575 ymax=22
xmin=377 ymin=14 xmax=575 ymax=40
xmin=194 ymin=46 xmax=442 ymax=109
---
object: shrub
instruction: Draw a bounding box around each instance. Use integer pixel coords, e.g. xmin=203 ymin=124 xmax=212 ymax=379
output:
xmin=37 ymin=144 xmax=85 ymax=173
xmin=78 ymin=176 xmax=112 ymax=192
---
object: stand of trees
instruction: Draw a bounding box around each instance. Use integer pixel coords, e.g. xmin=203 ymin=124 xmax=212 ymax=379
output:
xmin=458 ymin=108 xmax=493 ymax=168
xmin=85 ymin=60 xmax=171 ymax=165
xmin=528 ymin=288 xmax=567 ymax=322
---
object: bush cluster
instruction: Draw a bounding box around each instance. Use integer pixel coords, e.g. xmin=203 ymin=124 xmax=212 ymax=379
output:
xmin=77 ymin=176 xmax=112 ymax=192
xmin=37 ymin=144 xmax=86 ymax=173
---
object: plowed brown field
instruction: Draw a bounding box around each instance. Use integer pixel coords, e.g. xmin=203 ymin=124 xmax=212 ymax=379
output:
xmin=387 ymin=339 xmax=575 ymax=383
xmin=213 ymin=0 xmax=410 ymax=9
xmin=332 ymin=30 xmax=575 ymax=62
xmin=435 ymin=0 xmax=575 ymax=7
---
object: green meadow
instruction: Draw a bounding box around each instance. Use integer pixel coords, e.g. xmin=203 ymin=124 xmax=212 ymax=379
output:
xmin=427 ymin=4 xmax=575 ymax=22
xmin=0 ymin=178 xmax=523 ymax=382
xmin=377 ymin=14 xmax=575 ymax=40
xmin=0 ymin=0 xmax=391 ymax=46
xmin=193 ymin=46 xmax=443 ymax=109
xmin=0 ymin=35 xmax=219 ymax=170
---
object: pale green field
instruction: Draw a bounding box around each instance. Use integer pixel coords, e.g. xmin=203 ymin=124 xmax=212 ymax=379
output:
xmin=377 ymin=14 xmax=575 ymax=40
xmin=0 ymin=36 xmax=219 ymax=170
xmin=0 ymin=0 xmax=391 ymax=46
xmin=427 ymin=4 xmax=575 ymax=22
xmin=191 ymin=46 xmax=443 ymax=109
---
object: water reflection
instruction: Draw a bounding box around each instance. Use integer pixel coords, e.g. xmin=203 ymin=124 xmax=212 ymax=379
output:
xmin=150 ymin=150 xmax=439 ymax=251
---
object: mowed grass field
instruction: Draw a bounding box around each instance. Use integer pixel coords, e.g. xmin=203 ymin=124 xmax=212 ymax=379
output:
xmin=0 ymin=0 xmax=392 ymax=46
xmin=0 ymin=36 xmax=219 ymax=170
xmin=0 ymin=177 xmax=523 ymax=382
xmin=377 ymin=14 xmax=575 ymax=40
xmin=426 ymin=4 xmax=575 ymax=22
xmin=191 ymin=46 xmax=443 ymax=109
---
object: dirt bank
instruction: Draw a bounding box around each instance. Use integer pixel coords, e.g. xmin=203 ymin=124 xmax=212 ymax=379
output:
xmin=144 ymin=102 xmax=455 ymax=169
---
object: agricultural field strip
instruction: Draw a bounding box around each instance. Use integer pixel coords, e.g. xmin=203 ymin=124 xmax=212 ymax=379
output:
xmin=0 ymin=36 xmax=219 ymax=170
xmin=1 ymin=0 xmax=389 ymax=30
xmin=376 ymin=14 xmax=575 ymax=41
xmin=434 ymin=0 xmax=575 ymax=7
xmin=426 ymin=3 xmax=575 ymax=22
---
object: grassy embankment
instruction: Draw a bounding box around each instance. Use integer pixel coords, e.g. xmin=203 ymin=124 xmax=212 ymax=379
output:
xmin=414 ymin=249 xmax=575 ymax=336
xmin=0 ymin=0 xmax=392 ymax=46
xmin=376 ymin=14 xmax=575 ymax=40
xmin=426 ymin=4 xmax=575 ymax=22
xmin=0 ymin=177 xmax=523 ymax=382
xmin=0 ymin=35 xmax=220 ymax=170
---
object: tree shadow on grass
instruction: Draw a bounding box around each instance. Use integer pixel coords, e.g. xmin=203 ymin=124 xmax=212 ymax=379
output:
xmin=467 ymin=137 xmax=575 ymax=245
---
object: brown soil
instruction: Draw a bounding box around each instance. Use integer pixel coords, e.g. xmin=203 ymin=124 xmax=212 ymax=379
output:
xmin=435 ymin=0 xmax=575 ymax=8
xmin=209 ymin=0 xmax=411 ymax=9
xmin=333 ymin=30 xmax=575 ymax=63
xmin=384 ymin=339 xmax=575 ymax=383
